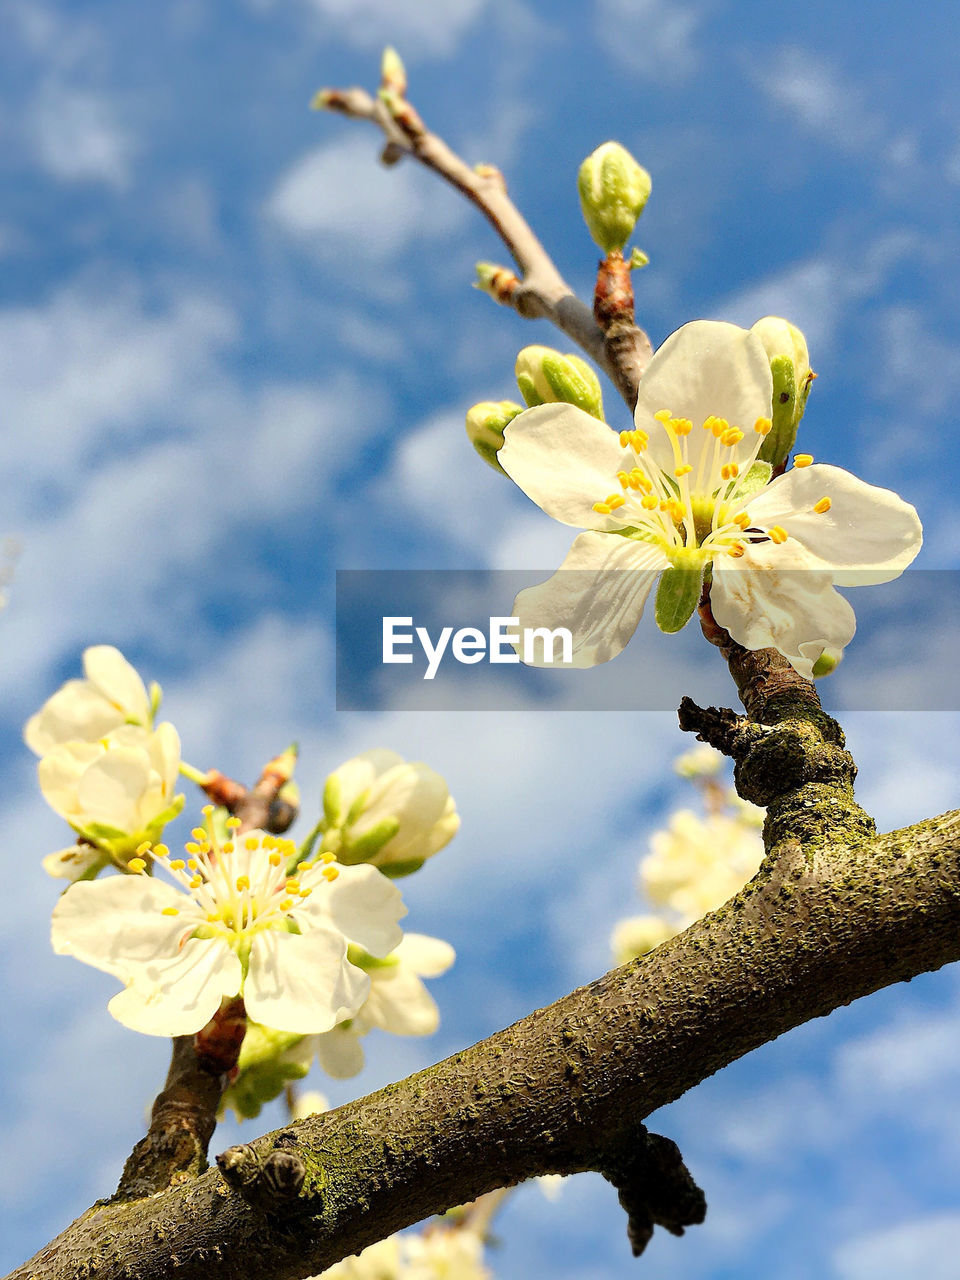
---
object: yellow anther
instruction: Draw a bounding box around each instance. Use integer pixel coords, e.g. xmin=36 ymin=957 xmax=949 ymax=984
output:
xmin=769 ymin=525 xmax=789 ymax=544
xmin=190 ymin=875 xmax=203 ymax=889
xmin=127 ymin=858 xmax=147 ymax=874
xmin=641 ymin=493 xmax=658 ymax=510
xmin=654 ymin=408 xmax=672 ymax=422
xmin=754 ymin=417 xmax=772 ymax=436
xmin=710 ymin=417 xmax=729 ymax=437
xmin=206 ymin=910 xmax=221 ymax=922
xmin=606 ymin=494 xmax=626 ymax=510
xmin=323 ymin=866 xmax=340 ymax=881
xmin=202 ymin=804 xmax=214 ymax=816
xmin=187 ymin=858 xmax=198 ymax=870
xmin=616 ymin=470 xmax=629 ymax=488
xmin=226 ymin=816 xmax=242 ymax=830
xmin=244 ymin=836 xmax=259 ymax=851
xmin=674 ymin=464 xmax=693 ymax=477
xmin=191 ymin=828 xmax=207 ymax=842
xmin=235 ymin=875 xmax=250 ymax=891
xmin=285 ymin=879 xmax=301 ymax=893
xmin=671 ymin=417 xmax=693 ymax=436
xmin=593 ymin=502 xmax=612 ymax=515
xmin=721 ymin=462 xmax=740 ymax=480
xmin=221 ymin=841 xmax=234 ymax=854
xmin=136 ymin=841 xmax=152 ymax=856
xmin=321 ymin=851 xmax=337 ymax=864
xmin=185 ymin=842 xmax=200 ymax=855
xmin=794 ymin=453 xmax=814 ymax=467
xmin=632 ymin=429 xmax=649 ymax=450
xmin=299 ymin=887 xmax=312 ymax=897
xmin=168 ymin=859 xmax=186 ymax=871
xmin=733 ymin=511 xmax=751 ymax=529
xmin=281 ymin=840 xmax=296 ymax=856
xmin=721 ymin=428 xmax=744 ymax=447
xmin=161 ymin=907 xmax=180 ymax=917
xmin=619 ymin=430 xmax=631 ymax=447
xmin=280 ymin=898 xmax=293 ymax=911
xmin=269 ymin=852 xmax=282 ymax=866
xmin=813 ymin=496 xmax=832 ymax=514
xmin=153 ymin=844 xmax=169 ymax=859
xmin=728 ymin=542 xmax=746 ymax=558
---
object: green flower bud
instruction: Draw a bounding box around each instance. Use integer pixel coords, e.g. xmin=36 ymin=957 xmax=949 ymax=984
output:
xmin=749 ymin=317 xmax=814 ymax=467
xmin=465 ymin=400 xmax=524 ymax=471
xmin=577 ymin=141 xmax=652 ymax=254
xmin=380 ymin=47 xmax=407 ymax=96
xmin=514 ymin=346 xmax=604 ymax=419
xmin=219 ymin=1022 xmax=313 ymax=1122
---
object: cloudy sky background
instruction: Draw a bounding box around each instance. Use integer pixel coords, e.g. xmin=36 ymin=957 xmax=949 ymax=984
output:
xmin=2 ymin=0 xmax=959 ymax=1275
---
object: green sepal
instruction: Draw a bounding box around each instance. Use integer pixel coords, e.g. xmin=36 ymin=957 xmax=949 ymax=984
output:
xmin=219 ymin=1023 xmax=312 ymax=1122
xmin=540 ymin=352 xmax=604 ymax=420
xmin=339 ymin=815 xmax=401 ymax=864
xmin=378 ymin=856 xmax=426 ymax=879
xmin=322 ymin=774 xmax=343 ymax=826
xmin=516 ymin=372 xmax=545 ymax=408
xmin=344 ymin=787 xmax=371 ymax=827
xmin=347 ymin=944 xmax=400 ymax=971
xmin=654 ymin=564 xmax=704 ymax=633
xmin=758 ymin=355 xmax=798 ymax=467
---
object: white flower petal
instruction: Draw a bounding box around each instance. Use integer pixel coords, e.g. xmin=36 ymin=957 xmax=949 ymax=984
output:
xmin=310 ymin=1025 xmax=366 ymax=1079
xmin=51 ymin=874 xmax=198 ymax=978
xmin=24 ymin=681 xmax=121 ymax=755
xmin=394 ymin=933 xmax=456 ymax=977
xmin=499 ymin=403 xmax=630 ymax=530
xmin=42 ymin=844 xmax=107 ymax=882
xmin=513 ymin=531 xmax=669 ymax=667
xmin=712 ymin=540 xmax=857 ymax=679
xmin=355 ymin=764 xmax=451 ymax=861
xmin=302 ymin=863 xmax=406 ymax=957
xmin=37 ymin=742 xmax=104 ymax=819
xmin=245 ymin=929 xmax=369 ymax=1035
xmin=748 ymin=463 xmax=923 ymax=584
xmin=83 ymin=645 xmax=151 ymax=725
xmin=75 ymin=748 xmax=151 ymax=831
xmin=107 ymin=938 xmax=240 ymax=1037
xmin=363 ymin=967 xmax=440 ymax=1036
xmin=634 ymin=321 xmax=773 ymax=475
xmin=331 ymin=749 xmax=406 ymax=815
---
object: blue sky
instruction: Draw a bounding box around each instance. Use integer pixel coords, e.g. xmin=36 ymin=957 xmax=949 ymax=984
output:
xmin=1 ymin=0 xmax=959 ymax=1276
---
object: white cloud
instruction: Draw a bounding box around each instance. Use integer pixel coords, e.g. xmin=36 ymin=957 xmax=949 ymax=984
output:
xmin=29 ymin=83 xmax=135 ymax=187
xmin=267 ymin=135 xmax=465 ymax=260
xmin=595 ymin=0 xmax=703 ymax=79
xmin=298 ymin=0 xmax=488 ymax=57
xmin=833 ymin=1214 xmax=960 ymax=1280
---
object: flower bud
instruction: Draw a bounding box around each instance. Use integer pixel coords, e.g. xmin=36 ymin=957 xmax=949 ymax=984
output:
xmin=465 ymin=400 xmax=523 ymax=471
xmin=577 ymin=141 xmax=652 ymax=253
xmin=749 ymin=316 xmax=814 ymax=467
xmin=380 ymin=47 xmax=407 ymax=96
xmin=321 ymin=749 xmax=459 ymax=877
xmin=219 ymin=1022 xmax=313 ymax=1122
xmin=514 ymin=346 xmax=604 ymax=419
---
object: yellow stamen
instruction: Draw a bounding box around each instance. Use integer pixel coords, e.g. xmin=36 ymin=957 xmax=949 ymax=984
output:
xmin=280 ymin=898 xmax=293 ymax=911
xmin=161 ymin=907 xmax=179 ymax=917
xmin=285 ymin=879 xmax=301 ymax=893
xmin=754 ymin=417 xmax=772 ymax=436
xmin=670 ymin=417 xmax=693 ymax=436
xmin=721 ymin=427 xmax=744 ymax=447
xmin=733 ymin=512 xmax=751 ymax=529
xmin=794 ymin=453 xmax=814 ymax=467
xmin=619 ymin=430 xmax=631 ymax=447
xmin=728 ymin=542 xmax=746 ymax=558
xmin=235 ymin=875 xmax=250 ymax=892
xmin=769 ymin=526 xmax=789 ymax=544
xmin=654 ymin=408 xmax=672 ymax=422
xmin=321 ymin=852 xmax=337 ymax=864
xmin=191 ymin=828 xmax=206 ymax=841
xmin=190 ymin=875 xmax=203 ymax=889
xmin=206 ymin=910 xmax=221 ymax=922
xmin=202 ymin=804 xmax=214 ymax=816
xmin=721 ymin=463 xmax=739 ymax=480
xmin=221 ymin=841 xmax=234 ymax=854
xmin=226 ymin=816 xmax=242 ymax=830
xmin=813 ymin=496 xmax=832 ymax=514
xmin=244 ymin=836 xmax=259 ymax=851
xmin=322 ymin=866 xmax=340 ymax=881
xmin=674 ymin=464 xmax=693 ymax=477
xmin=168 ymin=859 xmax=186 ymax=871
xmin=136 ymin=841 xmax=152 ymax=857
xmin=153 ymin=844 xmax=169 ymax=858
xmin=593 ymin=502 xmax=611 ymax=515
xmin=185 ymin=842 xmax=200 ymax=855
xmin=299 ymin=887 xmax=312 ymax=898
xmin=606 ymin=493 xmax=626 ymax=509
xmin=616 ymin=470 xmax=629 ymax=488
xmin=709 ymin=416 xmax=729 ymax=437
xmin=269 ymin=852 xmax=282 ymax=867
xmin=641 ymin=494 xmax=658 ymax=510
xmin=187 ymin=859 xmax=198 ymax=870
xmin=127 ymin=858 xmax=147 ymax=874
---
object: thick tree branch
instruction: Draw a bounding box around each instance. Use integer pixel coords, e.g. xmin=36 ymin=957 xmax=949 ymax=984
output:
xmin=12 ymin=792 xmax=960 ymax=1280
xmin=316 ymin=76 xmax=651 ymax=407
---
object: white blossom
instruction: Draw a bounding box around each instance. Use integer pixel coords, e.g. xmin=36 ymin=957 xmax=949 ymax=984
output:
xmin=499 ymin=320 xmax=922 ymax=677
xmin=25 ymin=645 xmax=153 ymax=756
xmin=51 ymin=819 xmax=406 ymax=1037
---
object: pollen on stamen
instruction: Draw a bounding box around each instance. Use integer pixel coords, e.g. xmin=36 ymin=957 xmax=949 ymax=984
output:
xmin=207 ymin=910 xmax=221 ymax=922
xmin=235 ymin=875 xmax=250 ymax=892
xmin=128 ymin=857 xmax=147 ymax=874
xmin=670 ymin=417 xmax=693 ymax=436
xmin=709 ymin=417 xmax=729 ymax=437
xmin=814 ymin=497 xmax=832 ymax=514
xmin=619 ymin=430 xmax=631 ymax=448
xmin=190 ymin=875 xmax=203 ymax=889
xmin=185 ymin=842 xmax=200 ymax=855
xmin=754 ymin=417 xmax=772 ymax=436
xmin=161 ymin=907 xmax=179 ymax=916
xmin=769 ymin=526 xmax=789 ymax=544
xmin=322 ymin=866 xmax=340 ymax=881
xmin=154 ymin=844 xmax=169 ymax=858
xmin=794 ymin=453 xmax=814 ymax=467
xmin=221 ymin=841 xmax=234 ymax=853
xmin=136 ymin=841 xmax=152 ymax=857
xmin=616 ymin=470 xmax=629 ymax=488
xmin=606 ymin=493 xmax=626 ymax=509
xmin=168 ymin=859 xmax=186 ymax=871
xmin=285 ymin=879 xmax=301 ymax=893
xmin=226 ymin=816 xmax=242 ymax=831
xmin=593 ymin=502 xmax=612 ymax=514
xmin=721 ymin=463 xmax=739 ymax=480
xmin=675 ymin=464 xmax=693 ymax=477
xmin=721 ymin=428 xmax=744 ymax=447
xmin=191 ymin=828 xmax=207 ymax=842
xmin=641 ymin=493 xmax=658 ymax=510
xmin=733 ymin=512 xmax=751 ymax=529
xmin=269 ymin=852 xmax=283 ymax=867
xmin=202 ymin=804 xmax=214 ymax=817
xmin=654 ymin=408 xmax=672 ymax=422
xmin=244 ymin=836 xmax=259 ymax=852
xmin=280 ymin=898 xmax=293 ymax=911
xmin=299 ymin=887 xmax=312 ymax=898
xmin=321 ymin=852 xmax=337 ymax=864
xmin=728 ymin=542 xmax=746 ymax=558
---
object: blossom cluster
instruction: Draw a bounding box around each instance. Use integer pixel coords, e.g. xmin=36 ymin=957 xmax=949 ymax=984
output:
xmin=314 ymin=1225 xmax=490 ymax=1280
xmin=30 ymin=647 xmax=460 ymax=1100
xmin=611 ymin=746 xmax=765 ymax=964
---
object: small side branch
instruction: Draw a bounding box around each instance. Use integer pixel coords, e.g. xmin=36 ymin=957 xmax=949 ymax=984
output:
xmin=316 ymin=72 xmax=651 ymax=408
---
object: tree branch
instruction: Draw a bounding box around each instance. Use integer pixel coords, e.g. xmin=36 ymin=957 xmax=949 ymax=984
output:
xmin=316 ymin=76 xmax=651 ymax=407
